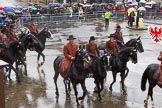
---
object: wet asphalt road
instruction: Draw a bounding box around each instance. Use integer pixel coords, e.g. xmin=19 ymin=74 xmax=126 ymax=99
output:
xmin=5 ymin=21 xmax=162 ymax=108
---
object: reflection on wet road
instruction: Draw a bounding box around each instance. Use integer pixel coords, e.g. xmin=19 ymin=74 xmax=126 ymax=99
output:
xmin=5 ymin=21 xmax=162 ymax=108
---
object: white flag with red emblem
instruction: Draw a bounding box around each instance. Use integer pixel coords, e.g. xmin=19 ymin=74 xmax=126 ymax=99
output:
xmin=148 ymin=25 xmax=162 ymax=45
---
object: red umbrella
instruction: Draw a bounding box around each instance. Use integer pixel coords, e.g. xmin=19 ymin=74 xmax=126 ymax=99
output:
xmin=0 ymin=7 xmax=4 ymax=10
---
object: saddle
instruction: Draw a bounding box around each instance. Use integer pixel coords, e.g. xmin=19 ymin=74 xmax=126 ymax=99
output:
xmin=59 ymin=58 xmax=72 ymax=79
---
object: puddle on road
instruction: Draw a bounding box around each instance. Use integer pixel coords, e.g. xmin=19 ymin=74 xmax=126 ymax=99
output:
xmin=5 ymin=21 xmax=162 ymax=108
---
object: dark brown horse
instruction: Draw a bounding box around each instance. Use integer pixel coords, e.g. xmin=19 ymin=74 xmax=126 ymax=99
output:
xmin=141 ymin=63 xmax=161 ymax=108
xmin=53 ymin=45 xmax=91 ymax=105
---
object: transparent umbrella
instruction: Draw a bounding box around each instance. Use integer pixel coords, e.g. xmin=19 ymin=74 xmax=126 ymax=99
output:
xmin=138 ymin=7 xmax=146 ymax=11
xmin=128 ymin=7 xmax=136 ymax=12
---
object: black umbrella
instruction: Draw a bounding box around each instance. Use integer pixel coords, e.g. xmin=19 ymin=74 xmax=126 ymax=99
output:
xmin=0 ymin=14 xmax=5 ymax=18
xmin=7 ymin=12 xmax=15 ymax=16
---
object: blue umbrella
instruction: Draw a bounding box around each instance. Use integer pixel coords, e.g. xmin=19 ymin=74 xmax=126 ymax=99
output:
xmin=3 ymin=7 xmax=15 ymax=13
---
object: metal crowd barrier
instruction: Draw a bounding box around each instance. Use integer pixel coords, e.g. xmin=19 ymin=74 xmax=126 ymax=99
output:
xmin=17 ymin=11 xmax=162 ymax=28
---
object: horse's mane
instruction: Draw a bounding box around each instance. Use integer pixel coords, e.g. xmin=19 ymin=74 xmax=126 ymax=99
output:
xmin=39 ymin=28 xmax=47 ymax=34
xmin=125 ymin=38 xmax=137 ymax=46
xmin=118 ymin=47 xmax=133 ymax=56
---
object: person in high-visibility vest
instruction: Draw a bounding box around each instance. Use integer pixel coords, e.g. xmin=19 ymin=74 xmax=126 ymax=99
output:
xmin=104 ymin=9 xmax=110 ymax=29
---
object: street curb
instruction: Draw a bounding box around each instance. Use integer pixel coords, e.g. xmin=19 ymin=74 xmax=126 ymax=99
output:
xmin=144 ymin=22 xmax=162 ymax=25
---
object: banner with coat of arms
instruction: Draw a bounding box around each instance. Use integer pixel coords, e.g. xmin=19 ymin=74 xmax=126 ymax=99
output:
xmin=148 ymin=25 xmax=162 ymax=45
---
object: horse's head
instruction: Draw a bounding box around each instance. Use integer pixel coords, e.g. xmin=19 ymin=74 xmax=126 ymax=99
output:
xmin=126 ymin=36 xmax=144 ymax=53
xmin=41 ymin=27 xmax=52 ymax=39
xmin=118 ymin=47 xmax=137 ymax=64
xmin=75 ymin=45 xmax=91 ymax=63
xmin=129 ymin=48 xmax=138 ymax=64
xmin=136 ymin=36 xmax=144 ymax=53
xmin=101 ymin=51 xmax=109 ymax=66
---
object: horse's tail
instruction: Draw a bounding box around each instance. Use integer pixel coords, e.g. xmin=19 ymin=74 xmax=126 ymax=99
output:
xmin=53 ymin=56 xmax=60 ymax=72
xmin=141 ymin=65 xmax=149 ymax=91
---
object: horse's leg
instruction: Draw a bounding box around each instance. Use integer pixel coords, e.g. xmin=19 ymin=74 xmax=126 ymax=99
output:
xmin=78 ymin=81 xmax=87 ymax=100
xmin=96 ymin=81 xmax=102 ymax=101
xmin=39 ymin=52 xmax=45 ymax=65
xmin=15 ymin=59 xmax=19 ymax=70
xmin=109 ymin=71 xmax=117 ymax=91
xmin=121 ymin=72 xmax=126 ymax=93
xmin=100 ymin=79 xmax=104 ymax=92
xmin=149 ymin=85 xmax=155 ymax=108
xmin=21 ymin=57 xmax=27 ymax=76
xmin=53 ymin=71 xmax=59 ymax=96
xmin=144 ymin=96 xmax=149 ymax=108
xmin=63 ymin=79 xmax=69 ymax=96
xmin=8 ymin=66 xmax=12 ymax=81
xmin=37 ymin=53 xmax=40 ymax=64
xmin=10 ymin=65 xmax=20 ymax=82
xmin=124 ymin=66 xmax=129 ymax=79
xmin=67 ymin=79 xmax=71 ymax=92
xmin=72 ymin=82 xmax=79 ymax=106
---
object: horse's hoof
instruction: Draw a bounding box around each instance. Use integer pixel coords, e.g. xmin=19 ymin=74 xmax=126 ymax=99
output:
xmin=99 ymin=99 xmax=104 ymax=103
xmin=68 ymin=88 xmax=72 ymax=92
xmin=24 ymin=72 xmax=27 ymax=76
xmin=17 ymin=79 xmax=21 ymax=83
xmin=55 ymin=92 xmax=59 ymax=96
xmin=77 ymin=102 xmax=80 ymax=106
xmin=144 ymin=100 xmax=148 ymax=105
xmin=9 ymin=78 xmax=12 ymax=82
xmin=123 ymin=89 xmax=126 ymax=94
xmin=41 ymin=62 xmax=44 ymax=66
xmin=37 ymin=64 xmax=41 ymax=68
xmin=93 ymin=90 xmax=98 ymax=93
xmin=109 ymin=87 xmax=112 ymax=91
xmin=78 ymin=97 xmax=84 ymax=100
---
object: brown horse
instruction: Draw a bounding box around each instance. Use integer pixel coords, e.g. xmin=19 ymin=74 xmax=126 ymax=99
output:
xmin=141 ymin=63 xmax=161 ymax=108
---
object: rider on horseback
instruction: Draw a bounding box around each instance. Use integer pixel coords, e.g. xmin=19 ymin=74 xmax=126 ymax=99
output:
xmin=86 ymin=36 xmax=99 ymax=77
xmin=87 ymin=36 xmax=100 ymax=58
xmin=6 ymin=24 xmax=18 ymax=45
xmin=60 ymin=35 xmax=78 ymax=78
xmin=106 ymin=34 xmax=119 ymax=70
xmin=29 ymin=20 xmax=39 ymax=36
xmin=113 ymin=25 xmax=124 ymax=47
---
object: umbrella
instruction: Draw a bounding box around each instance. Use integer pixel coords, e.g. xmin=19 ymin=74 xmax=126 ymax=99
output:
xmin=127 ymin=0 xmax=133 ymax=3
xmin=146 ymin=1 xmax=156 ymax=5
xmin=140 ymin=0 xmax=146 ymax=3
xmin=145 ymin=5 xmax=152 ymax=8
xmin=92 ymin=3 xmax=99 ymax=6
xmin=0 ymin=6 xmax=4 ymax=11
xmin=116 ymin=2 xmax=123 ymax=6
xmin=128 ymin=7 xmax=136 ymax=12
xmin=14 ymin=10 xmax=22 ymax=14
xmin=128 ymin=3 xmax=138 ymax=6
xmin=0 ymin=10 xmax=5 ymax=14
xmin=83 ymin=4 xmax=92 ymax=7
xmin=138 ymin=7 xmax=146 ymax=11
xmin=0 ymin=14 xmax=5 ymax=18
xmin=22 ymin=8 xmax=28 ymax=10
xmin=29 ymin=7 xmax=37 ymax=11
xmin=6 ymin=12 xmax=15 ymax=16
xmin=3 ymin=7 xmax=15 ymax=13
xmin=150 ymin=1 xmax=156 ymax=4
